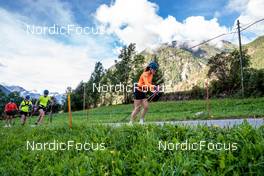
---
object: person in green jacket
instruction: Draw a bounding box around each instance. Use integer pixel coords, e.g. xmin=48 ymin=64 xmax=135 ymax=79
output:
xmin=35 ymin=90 xmax=52 ymax=125
xmin=19 ymin=95 xmax=33 ymax=125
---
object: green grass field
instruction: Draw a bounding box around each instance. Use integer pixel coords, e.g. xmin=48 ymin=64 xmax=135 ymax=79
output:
xmin=0 ymin=122 xmax=263 ymax=175
xmin=1 ymin=98 xmax=264 ymax=175
xmin=52 ymin=97 xmax=264 ymax=124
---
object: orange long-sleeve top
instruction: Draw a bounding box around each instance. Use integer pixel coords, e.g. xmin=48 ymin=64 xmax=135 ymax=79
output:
xmin=137 ymin=71 xmax=155 ymax=91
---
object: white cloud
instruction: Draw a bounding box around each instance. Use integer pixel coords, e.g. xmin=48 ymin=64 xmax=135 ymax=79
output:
xmin=226 ymin=0 xmax=249 ymax=12
xmin=95 ymin=0 xmax=230 ymax=51
xmin=175 ymin=17 xmax=228 ymax=43
xmin=20 ymin=0 xmax=75 ymax=25
xmin=2 ymin=0 xmax=262 ymax=94
xmin=227 ymin=0 xmax=264 ymax=42
xmin=0 ymin=7 xmax=114 ymax=93
xmin=0 ymin=62 xmax=6 ymax=67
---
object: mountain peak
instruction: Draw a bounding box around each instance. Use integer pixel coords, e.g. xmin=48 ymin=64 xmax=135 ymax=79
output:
xmin=0 ymin=84 xmax=65 ymax=104
xmin=6 ymin=85 xmax=26 ymax=92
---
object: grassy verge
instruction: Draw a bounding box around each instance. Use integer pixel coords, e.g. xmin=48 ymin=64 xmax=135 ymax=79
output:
xmin=0 ymin=123 xmax=263 ymax=175
xmin=52 ymin=97 xmax=264 ymax=123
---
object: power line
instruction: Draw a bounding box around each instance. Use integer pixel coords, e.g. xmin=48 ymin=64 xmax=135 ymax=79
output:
xmin=239 ymin=21 xmax=251 ymax=27
xmin=88 ymin=18 xmax=264 ymax=88
xmin=97 ymin=19 xmax=264 ymax=68
xmin=174 ymin=18 xmax=264 ymax=55
xmin=97 ymin=18 xmax=264 ymax=89
xmin=231 ymin=27 xmax=237 ymax=42
xmin=174 ymin=30 xmax=237 ymax=56
xmin=240 ymin=18 xmax=264 ymax=32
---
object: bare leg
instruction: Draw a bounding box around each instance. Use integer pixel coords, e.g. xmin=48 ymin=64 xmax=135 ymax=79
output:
xmin=5 ymin=115 xmax=10 ymax=126
xmin=24 ymin=116 xmax=28 ymax=125
xmin=36 ymin=109 xmax=45 ymax=125
xmin=8 ymin=116 xmax=12 ymax=126
xmin=21 ymin=114 xmax=26 ymax=125
xmin=10 ymin=115 xmax=14 ymax=126
xmin=141 ymin=99 xmax=149 ymax=121
xmin=130 ymin=100 xmax=142 ymax=122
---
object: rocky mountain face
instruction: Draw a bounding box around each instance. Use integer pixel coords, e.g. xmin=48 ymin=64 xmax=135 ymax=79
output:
xmin=245 ymin=36 xmax=264 ymax=69
xmin=0 ymin=84 xmax=10 ymax=95
xmin=141 ymin=40 xmax=236 ymax=92
xmin=139 ymin=36 xmax=264 ymax=92
xmin=1 ymin=36 xmax=262 ymax=104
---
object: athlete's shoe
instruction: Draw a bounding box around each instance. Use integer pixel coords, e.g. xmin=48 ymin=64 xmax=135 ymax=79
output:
xmin=128 ymin=121 xmax=133 ymax=126
xmin=139 ymin=118 xmax=144 ymax=125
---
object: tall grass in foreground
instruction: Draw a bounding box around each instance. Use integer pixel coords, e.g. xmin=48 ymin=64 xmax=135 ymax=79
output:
xmin=0 ymin=122 xmax=263 ymax=175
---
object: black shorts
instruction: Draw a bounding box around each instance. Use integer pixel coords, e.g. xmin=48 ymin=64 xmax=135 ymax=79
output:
xmin=6 ymin=111 xmax=17 ymax=116
xmin=133 ymin=88 xmax=147 ymax=100
xmin=38 ymin=105 xmax=46 ymax=112
xmin=20 ymin=111 xmax=29 ymax=116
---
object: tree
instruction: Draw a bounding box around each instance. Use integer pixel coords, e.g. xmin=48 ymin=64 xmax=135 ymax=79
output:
xmin=64 ymin=62 xmax=105 ymax=111
xmin=0 ymin=90 xmax=8 ymax=117
xmin=151 ymin=55 xmax=164 ymax=86
xmin=89 ymin=62 xmax=105 ymax=107
xmin=71 ymin=81 xmax=85 ymax=111
xmin=101 ymin=69 xmax=118 ymax=105
xmin=7 ymin=92 xmax=23 ymax=106
xmin=207 ymin=49 xmax=250 ymax=96
xmin=131 ymin=54 xmax=145 ymax=84
xmin=244 ymin=68 xmax=264 ymax=97
xmin=207 ymin=52 xmax=230 ymax=82
xmin=115 ymin=43 xmax=136 ymax=104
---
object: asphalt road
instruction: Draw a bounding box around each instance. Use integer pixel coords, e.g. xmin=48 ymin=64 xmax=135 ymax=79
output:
xmin=106 ymin=118 xmax=264 ymax=128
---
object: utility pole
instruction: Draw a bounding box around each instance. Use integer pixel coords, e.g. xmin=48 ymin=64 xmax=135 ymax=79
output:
xmin=237 ymin=20 xmax=244 ymax=98
xmin=205 ymin=79 xmax=211 ymax=118
xmin=83 ymin=83 xmax=86 ymax=112
xmin=83 ymin=83 xmax=89 ymax=120
xmin=67 ymin=87 xmax=72 ymax=128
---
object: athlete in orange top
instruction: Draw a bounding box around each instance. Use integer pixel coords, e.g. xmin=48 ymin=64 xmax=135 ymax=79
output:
xmin=130 ymin=61 xmax=159 ymax=125
xmin=137 ymin=70 xmax=155 ymax=92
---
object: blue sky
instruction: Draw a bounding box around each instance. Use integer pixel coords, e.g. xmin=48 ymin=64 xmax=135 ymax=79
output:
xmin=0 ymin=0 xmax=239 ymax=27
xmin=151 ymin=0 xmax=239 ymax=25
xmin=0 ymin=0 xmax=263 ymax=93
xmin=0 ymin=0 xmax=256 ymax=46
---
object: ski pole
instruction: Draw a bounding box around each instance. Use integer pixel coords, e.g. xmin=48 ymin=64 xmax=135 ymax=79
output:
xmin=29 ymin=109 xmax=33 ymax=124
xmin=12 ymin=112 xmax=19 ymax=126
xmin=49 ymin=105 xmax=53 ymax=123
xmin=149 ymin=90 xmax=160 ymax=102
xmin=120 ymin=90 xmax=159 ymax=122
xmin=29 ymin=106 xmax=37 ymax=125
